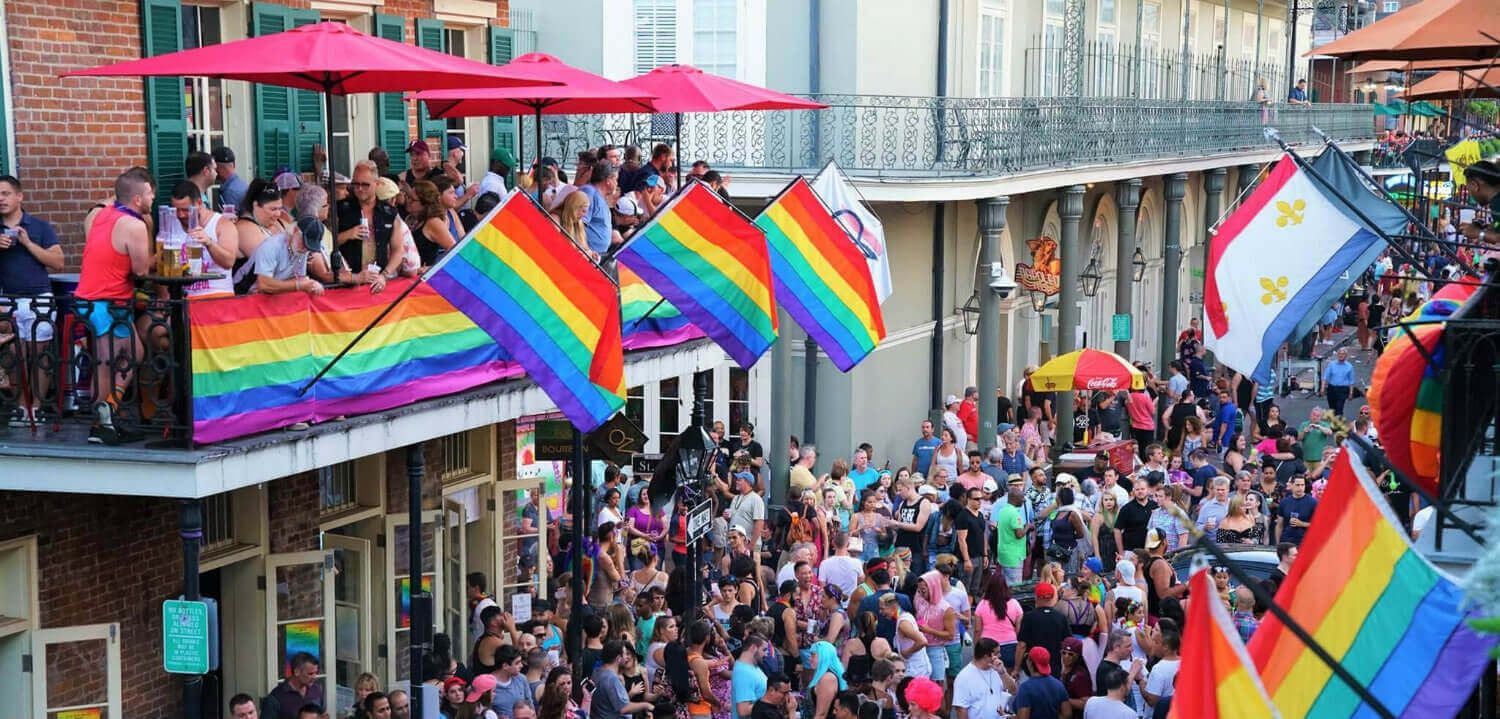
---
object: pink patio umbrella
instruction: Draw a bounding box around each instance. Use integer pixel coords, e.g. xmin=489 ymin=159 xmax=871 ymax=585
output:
xmin=411 ymin=52 xmax=657 ymax=172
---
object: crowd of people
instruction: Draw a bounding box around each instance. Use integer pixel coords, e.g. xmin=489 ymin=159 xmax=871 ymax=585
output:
xmin=0 ymin=136 xmax=736 ymax=444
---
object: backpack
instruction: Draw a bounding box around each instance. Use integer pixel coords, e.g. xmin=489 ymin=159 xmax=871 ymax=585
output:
xmin=788 ymin=510 xmax=816 ymax=545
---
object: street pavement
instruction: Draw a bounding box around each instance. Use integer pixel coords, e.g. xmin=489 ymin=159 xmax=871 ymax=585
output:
xmin=1274 ymin=326 xmax=1378 ymax=424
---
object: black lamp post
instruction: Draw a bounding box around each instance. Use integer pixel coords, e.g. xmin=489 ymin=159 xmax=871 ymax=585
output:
xmin=1131 ymin=247 xmax=1147 ymax=282
xmin=1080 ymin=257 xmax=1103 ymax=298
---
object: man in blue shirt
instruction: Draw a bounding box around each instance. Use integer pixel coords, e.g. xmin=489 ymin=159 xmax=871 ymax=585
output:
xmin=731 ymin=636 xmax=768 ymax=719
xmin=0 ymin=174 xmax=63 ymax=424
xmin=578 ymin=162 xmax=619 ymax=255
xmin=1211 ymin=388 xmax=1238 ymax=448
xmin=848 ymin=448 xmax=880 ymax=493
xmin=1321 ymin=348 xmax=1356 ymax=416
xmin=910 ymin=419 xmax=942 ymax=475
xmin=1287 ymin=79 xmax=1311 ymax=106
xmin=212 ymin=146 xmax=247 ymax=211
xmin=1276 ymin=475 xmax=1317 ymax=545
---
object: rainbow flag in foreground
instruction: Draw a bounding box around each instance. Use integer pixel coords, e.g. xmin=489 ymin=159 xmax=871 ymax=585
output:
xmin=1247 ymin=440 xmax=1496 ymax=718
xmin=425 ymin=190 xmax=624 ymax=432
xmin=190 ymin=282 xmax=521 ymax=443
xmin=617 ymin=182 xmax=777 ymax=368
xmin=1170 ymin=567 xmax=1279 ymax=719
xmin=620 ymin=265 xmax=704 ymax=350
xmin=756 ymin=177 xmax=885 ymax=372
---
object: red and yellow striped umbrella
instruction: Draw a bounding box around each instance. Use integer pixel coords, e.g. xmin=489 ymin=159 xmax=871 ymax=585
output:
xmin=1031 ymin=348 xmax=1145 ymax=392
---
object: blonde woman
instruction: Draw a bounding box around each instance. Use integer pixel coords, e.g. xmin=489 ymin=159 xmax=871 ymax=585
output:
xmin=1091 ymin=491 xmax=1121 ymax=572
xmin=550 ymin=190 xmax=592 ymax=258
xmin=1214 ymin=494 xmax=1263 ymax=545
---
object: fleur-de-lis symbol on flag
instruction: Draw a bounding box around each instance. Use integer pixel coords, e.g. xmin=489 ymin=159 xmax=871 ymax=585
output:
xmin=1260 ymin=276 xmax=1290 ymax=304
xmin=1275 ymin=199 xmax=1306 ymax=227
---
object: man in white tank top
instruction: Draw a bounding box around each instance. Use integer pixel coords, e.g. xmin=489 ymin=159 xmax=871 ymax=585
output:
xmin=169 ymin=180 xmax=238 ymax=299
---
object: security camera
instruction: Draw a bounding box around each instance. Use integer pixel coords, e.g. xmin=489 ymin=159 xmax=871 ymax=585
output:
xmin=988 ymin=262 xmax=1017 ymax=298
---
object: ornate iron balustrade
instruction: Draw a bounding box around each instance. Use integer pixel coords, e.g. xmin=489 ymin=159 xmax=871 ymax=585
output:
xmin=0 ymin=293 xmax=191 ymax=446
xmin=522 ymin=95 xmax=1373 ymax=179
xmin=1023 ymin=37 xmax=1289 ymax=102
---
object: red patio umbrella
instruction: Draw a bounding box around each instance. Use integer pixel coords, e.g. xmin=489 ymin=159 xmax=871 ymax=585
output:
xmin=66 ymin=22 xmax=554 ymax=208
xmin=411 ymin=52 xmax=657 ymax=171
xmin=1405 ymin=66 xmax=1500 ymax=100
xmin=621 ymin=64 xmax=827 ymax=181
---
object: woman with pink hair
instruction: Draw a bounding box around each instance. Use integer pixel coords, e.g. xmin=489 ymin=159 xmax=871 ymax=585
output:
xmin=914 ymin=570 xmax=956 ymax=686
xmin=903 ymin=676 xmax=944 ymax=719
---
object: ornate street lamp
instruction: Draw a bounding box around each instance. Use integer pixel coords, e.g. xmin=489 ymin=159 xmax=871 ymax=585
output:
xmin=1080 ymin=257 xmax=1104 ymax=298
xmin=649 ymin=420 xmax=713 ymax=621
xmin=1030 ymin=288 xmax=1048 ymax=313
xmin=1131 ymin=247 xmax=1147 ymax=282
xmin=961 ymin=292 xmax=981 ymax=336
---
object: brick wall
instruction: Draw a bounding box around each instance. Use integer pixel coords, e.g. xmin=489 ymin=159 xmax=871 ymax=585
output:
xmin=6 ymin=1 xmax=149 ymax=267
xmin=2 ymin=0 xmax=511 ymax=261
xmin=268 ymin=471 xmax=320 ymax=554
xmin=0 ymin=491 xmax=181 ymax=717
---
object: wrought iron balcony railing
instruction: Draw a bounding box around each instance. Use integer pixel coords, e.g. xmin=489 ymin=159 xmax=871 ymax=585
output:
xmin=522 ymin=95 xmax=1374 ymax=179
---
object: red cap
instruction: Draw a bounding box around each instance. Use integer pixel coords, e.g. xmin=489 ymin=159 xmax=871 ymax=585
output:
xmin=1028 ymin=646 xmax=1053 ymax=675
xmin=1035 ymin=581 xmax=1057 ymax=600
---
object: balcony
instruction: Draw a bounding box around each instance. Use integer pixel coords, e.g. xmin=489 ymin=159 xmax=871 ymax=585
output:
xmin=525 ymin=95 xmax=1373 ymax=183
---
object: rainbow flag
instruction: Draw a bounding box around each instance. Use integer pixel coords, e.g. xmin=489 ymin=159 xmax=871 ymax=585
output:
xmin=617 ymin=181 xmax=777 ymax=368
xmin=1170 ymin=567 xmax=1280 ymax=719
xmin=620 ymin=265 xmax=703 ymax=350
xmin=1247 ymin=440 xmax=1496 ymax=718
xmin=190 ymin=282 xmax=522 ymax=444
xmin=756 ymin=177 xmax=885 ymax=372
xmin=425 ymin=190 xmax=624 ymax=432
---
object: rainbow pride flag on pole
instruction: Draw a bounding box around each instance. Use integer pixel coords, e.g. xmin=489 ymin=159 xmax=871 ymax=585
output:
xmin=616 ymin=181 xmax=777 ymax=369
xmin=1247 ymin=440 xmax=1496 ymax=718
xmin=1170 ymin=567 xmax=1280 ymax=719
xmin=190 ymin=282 xmax=521 ymax=443
xmin=620 ymin=265 xmax=703 ymax=350
xmin=425 ymin=190 xmax=624 ymax=432
xmin=756 ymin=177 xmax=885 ymax=372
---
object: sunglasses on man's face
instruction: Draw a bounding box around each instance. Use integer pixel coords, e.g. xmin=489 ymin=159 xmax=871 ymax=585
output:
xmin=352 ymin=181 xmax=373 ymax=188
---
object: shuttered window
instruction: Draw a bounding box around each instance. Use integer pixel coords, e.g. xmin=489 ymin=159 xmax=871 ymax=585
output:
xmin=252 ymin=3 xmax=320 ymax=178
xmin=374 ymin=13 xmax=409 ymax=173
xmin=634 ymin=0 xmax=677 ymax=76
xmin=488 ymin=26 xmax=516 ymax=172
xmin=414 ymin=18 xmax=448 ymax=150
xmin=143 ymin=0 xmax=187 ymax=204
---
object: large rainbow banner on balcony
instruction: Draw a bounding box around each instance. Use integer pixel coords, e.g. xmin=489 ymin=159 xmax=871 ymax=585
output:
xmin=756 ymin=177 xmax=886 ymax=372
xmin=190 ymin=282 xmax=522 ymax=444
xmin=424 ymin=190 xmax=625 ymax=432
xmin=621 ymin=265 xmax=703 ymax=350
xmin=1246 ymin=440 xmax=1496 ymax=718
xmin=617 ymin=181 xmax=777 ymax=369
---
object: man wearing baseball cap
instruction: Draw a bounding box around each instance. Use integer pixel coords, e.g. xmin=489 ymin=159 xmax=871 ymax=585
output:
xmin=1014 ymin=582 xmax=1069 ymax=677
xmin=1011 ymin=646 xmax=1069 ymax=718
xmin=402 ymin=138 xmax=442 ymax=186
xmin=992 ymin=474 xmax=1029 ymax=585
xmin=212 ymin=146 xmax=246 ymax=211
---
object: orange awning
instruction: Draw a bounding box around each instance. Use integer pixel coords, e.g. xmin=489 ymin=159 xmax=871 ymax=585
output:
xmin=1310 ymin=0 xmax=1500 ymax=61
xmin=1404 ymin=66 xmax=1500 ymax=100
xmin=1348 ymin=58 xmax=1494 ymax=74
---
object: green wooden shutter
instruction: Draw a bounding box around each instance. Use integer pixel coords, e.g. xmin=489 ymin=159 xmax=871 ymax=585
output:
xmin=415 ymin=18 xmax=448 ymax=150
xmin=374 ymin=13 xmax=409 ymax=174
xmin=142 ymin=0 xmax=187 ymax=204
xmin=252 ymin=3 xmax=293 ymax=179
xmin=488 ymin=26 xmax=516 ymax=180
xmin=288 ymin=8 xmax=324 ymax=174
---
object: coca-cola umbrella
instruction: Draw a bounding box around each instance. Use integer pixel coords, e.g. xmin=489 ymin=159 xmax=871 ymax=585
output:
xmin=411 ymin=52 xmax=657 ymax=173
xmin=621 ymin=64 xmax=827 ymax=181
xmin=65 ymin=22 xmax=554 ymax=211
xmin=1030 ymin=348 xmax=1146 ymax=393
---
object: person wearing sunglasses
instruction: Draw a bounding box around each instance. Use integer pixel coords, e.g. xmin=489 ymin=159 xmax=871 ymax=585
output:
xmin=335 ymin=161 xmax=409 ymax=283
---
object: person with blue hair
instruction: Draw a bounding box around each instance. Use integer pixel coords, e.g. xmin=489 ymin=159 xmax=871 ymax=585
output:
xmin=807 ymin=641 xmax=848 ymax=719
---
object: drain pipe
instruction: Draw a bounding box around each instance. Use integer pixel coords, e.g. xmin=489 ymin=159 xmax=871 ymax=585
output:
xmin=929 ymin=0 xmax=951 ymax=417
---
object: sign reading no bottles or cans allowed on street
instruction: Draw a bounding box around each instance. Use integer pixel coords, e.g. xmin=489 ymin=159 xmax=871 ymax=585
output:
xmin=1112 ymin=314 xmax=1132 ymax=342
xmin=162 ymin=599 xmax=210 ymax=675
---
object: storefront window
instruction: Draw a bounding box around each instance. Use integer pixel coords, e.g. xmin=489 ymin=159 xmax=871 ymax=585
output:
xmin=729 ymin=368 xmax=750 ymax=433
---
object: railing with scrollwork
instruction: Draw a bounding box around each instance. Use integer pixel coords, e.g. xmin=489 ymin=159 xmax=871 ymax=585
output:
xmin=521 ymin=95 xmax=1373 ymax=179
xmin=0 ymin=293 xmax=190 ymax=446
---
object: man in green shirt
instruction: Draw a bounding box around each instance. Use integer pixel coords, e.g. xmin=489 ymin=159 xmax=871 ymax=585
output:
xmin=992 ymin=474 xmax=1029 ymax=585
xmin=1300 ymin=406 xmax=1333 ymax=463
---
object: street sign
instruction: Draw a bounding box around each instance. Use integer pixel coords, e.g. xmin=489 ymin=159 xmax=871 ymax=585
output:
xmin=533 ymin=420 xmax=574 ymax=462
xmin=1112 ymin=314 xmax=1132 ymax=342
xmin=588 ymin=414 xmax=648 ymax=465
xmin=685 ymin=499 xmax=714 ymax=542
xmin=162 ymin=599 xmax=210 ymax=675
xmin=632 ymin=453 xmax=662 ymax=477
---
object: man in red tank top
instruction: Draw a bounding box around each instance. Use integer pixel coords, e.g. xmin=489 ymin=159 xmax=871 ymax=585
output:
xmin=76 ymin=168 xmax=154 ymax=445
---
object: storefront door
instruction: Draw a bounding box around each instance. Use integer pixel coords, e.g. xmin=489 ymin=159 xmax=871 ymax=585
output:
xmin=384 ymin=511 xmax=441 ymax=687
xmin=325 ymin=534 xmax=372 ymax=713
xmin=263 ymin=551 xmax=336 ymax=703
xmin=31 ymin=624 xmax=121 ymax=718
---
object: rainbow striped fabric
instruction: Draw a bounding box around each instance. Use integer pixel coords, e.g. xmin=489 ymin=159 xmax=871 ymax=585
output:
xmin=756 ymin=177 xmax=885 ymax=372
xmin=426 ymin=191 xmax=624 ymax=432
xmin=1247 ymin=440 xmax=1496 ymax=718
xmin=1170 ymin=568 xmax=1279 ymax=719
xmin=620 ymin=265 xmax=703 ymax=351
xmin=190 ymin=282 xmax=521 ymax=444
xmin=617 ymin=182 xmax=777 ymax=368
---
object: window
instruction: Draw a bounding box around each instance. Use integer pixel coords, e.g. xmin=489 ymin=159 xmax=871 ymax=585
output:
xmin=1382 ymin=1 xmax=1401 ymax=12
xmin=444 ymin=28 xmax=468 ymax=150
xmin=626 ymin=385 xmax=646 ymax=434
xmin=1241 ymin=12 xmax=1258 ymax=60
xmin=1213 ymin=4 xmax=1227 ymax=49
xmin=728 ymin=368 xmax=750 ymax=435
xmin=201 ymin=492 xmax=234 ymax=552
xmin=319 ymin=461 xmax=358 ymax=515
xmin=658 ymin=377 xmax=681 ymax=447
xmin=1098 ymin=0 xmax=1116 ymax=26
xmin=441 ymin=432 xmax=472 ymax=480
xmin=693 ymin=0 xmax=738 ymax=79
xmin=1041 ymin=0 xmax=1065 ymax=95
xmin=438 ymin=428 xmax=493 ymax=487
xmin=1268 ymin=19 xmax=1285 ymax=61
xmin=199 ymin=487 xmax=267 ymax=570
xmin=635 ymin=0 xmax=678 ymax=75
xmin=977 ymin=0 xmax=1007 ymax=97
xmin=181 ymin=6 xmax=225 ymax=155
xmin=695 ymin=370 xmax=716 ymax=425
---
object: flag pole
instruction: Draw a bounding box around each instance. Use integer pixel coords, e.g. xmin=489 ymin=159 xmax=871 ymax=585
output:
xmin=298 ymin=276 xmax=429 ymax=396
xmin=1266 ymin=129 xmax=1433 ymax=280
xmin=1169 ymin=509 xmax=1399 ymax=719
